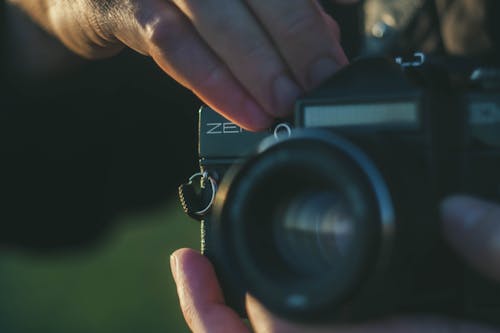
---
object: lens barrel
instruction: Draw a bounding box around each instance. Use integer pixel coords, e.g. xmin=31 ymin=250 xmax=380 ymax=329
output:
xmin=211 ymin=130 xmax=395 ymax=320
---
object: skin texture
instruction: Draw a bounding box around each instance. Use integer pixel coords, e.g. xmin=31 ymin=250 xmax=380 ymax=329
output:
xmin=170 ymin=195 xmax=500 ymax=332
xmin=8 ymin=0 xmax=355 ymax=131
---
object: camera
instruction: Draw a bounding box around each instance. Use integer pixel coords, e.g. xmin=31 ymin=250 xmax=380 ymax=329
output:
xmin=179 ymin=56 xmax=500 ymax=324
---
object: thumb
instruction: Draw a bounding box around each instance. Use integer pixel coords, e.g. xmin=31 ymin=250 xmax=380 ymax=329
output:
xmin=441 ymin=195 xmax=500 ymax=281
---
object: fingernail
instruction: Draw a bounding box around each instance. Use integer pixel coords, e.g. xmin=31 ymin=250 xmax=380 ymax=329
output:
xmin=441 ymin=196 xmax=488 ymax=231
xmin=273 ymin=75 xmax=302 ymax=117
xmin=170 ymin=254 xmax=178 ymax=282
xmin=308 ymin=56 xmax=339 ymax=88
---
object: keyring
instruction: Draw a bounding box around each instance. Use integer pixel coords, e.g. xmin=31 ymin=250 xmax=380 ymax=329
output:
xmin=188 ymin=171 xmax=217 ymax=216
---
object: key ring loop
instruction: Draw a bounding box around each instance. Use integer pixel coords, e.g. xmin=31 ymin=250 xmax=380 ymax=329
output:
xmin=188 ymin=171 xmax=217 ymax=216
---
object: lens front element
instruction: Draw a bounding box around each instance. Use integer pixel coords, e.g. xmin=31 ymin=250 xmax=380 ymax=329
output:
xmin=275 ymin=191 xmax=356 ymax=276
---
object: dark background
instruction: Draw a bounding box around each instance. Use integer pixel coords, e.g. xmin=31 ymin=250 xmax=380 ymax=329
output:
xmin=2 ymin=3 xmax=202 ymax=330
xmin=1 ymin=12 xmax=207 ymax=333
xmin=2 ymin=48 xmax=199 ymax=249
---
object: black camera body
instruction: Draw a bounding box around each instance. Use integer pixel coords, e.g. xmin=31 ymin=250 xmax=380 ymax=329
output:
xmin=181 ymin=57 xmax=500 ymax=324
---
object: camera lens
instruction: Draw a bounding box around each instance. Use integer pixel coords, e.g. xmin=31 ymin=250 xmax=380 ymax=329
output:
xmin=274 ymin=191 xmax=355 ymax=275
xmin=212 ymin=130 xmax=394 ymax=319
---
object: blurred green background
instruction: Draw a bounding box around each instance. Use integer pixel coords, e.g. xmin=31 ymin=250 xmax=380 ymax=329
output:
xmin=3 ymin=14 xmax=203 ymax=330
xmin=0 ymin=198 xmax=198 ymax=333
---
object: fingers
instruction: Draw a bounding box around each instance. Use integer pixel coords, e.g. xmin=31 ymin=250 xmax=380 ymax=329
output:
xmin=172 ymin=0 xmax=303 ymax=119
xmin=133 ymin=0 xmax=346 ymax=129
xmin=119 ymin=0 xmax=350 ymax=130
xmin=246 ymin=0 xmax=348 ymax=90
xmin=170 ymin=248 xmax=499 ymax=333
xmin=441 ymin=195 xmax=500 ymax=281
xmin=246 ymin=295 xmax=333 ymax=333
xmin=170 ymin=248 xmax=251 ymax=333
xmin=246 ymin=295 xmax=499 ymax=333
xmin=14 ymin=0 xmax=351 ymax=130
xmin=125 ymin=0 xmax=273 ymax=130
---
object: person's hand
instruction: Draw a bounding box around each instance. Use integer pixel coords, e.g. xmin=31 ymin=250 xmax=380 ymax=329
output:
xmin=8 ymin=0 xmax=356 ymax=130
xmin=170 ymin=195 xmax=500 ymax=332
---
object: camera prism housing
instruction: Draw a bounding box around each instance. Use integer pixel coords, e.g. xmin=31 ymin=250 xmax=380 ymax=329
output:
xmin=185 ymin=57 xmax=500 ymax=324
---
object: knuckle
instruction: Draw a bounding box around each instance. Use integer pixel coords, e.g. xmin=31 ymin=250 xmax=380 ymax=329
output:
xmin=83 ymin=0 xmax=128 ymax=43
xmin=46 ymin=0 xmax=123 ymax=58
xmin=144 ymin=7 xmax=187 ymax=54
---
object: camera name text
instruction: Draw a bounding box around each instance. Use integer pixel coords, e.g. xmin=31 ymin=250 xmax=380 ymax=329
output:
xmin=206 ymin=122 xmax=245 ymax=135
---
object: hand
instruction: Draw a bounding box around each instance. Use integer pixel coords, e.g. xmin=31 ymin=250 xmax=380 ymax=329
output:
xmin=170 ymin=195 xmax=500 ymax=332
xmin=8 ymin=0 xmax=355 ymax=130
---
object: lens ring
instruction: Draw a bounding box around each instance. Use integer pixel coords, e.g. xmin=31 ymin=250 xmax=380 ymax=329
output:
xmin=212 ymin=129 xmax=395 ymax=320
